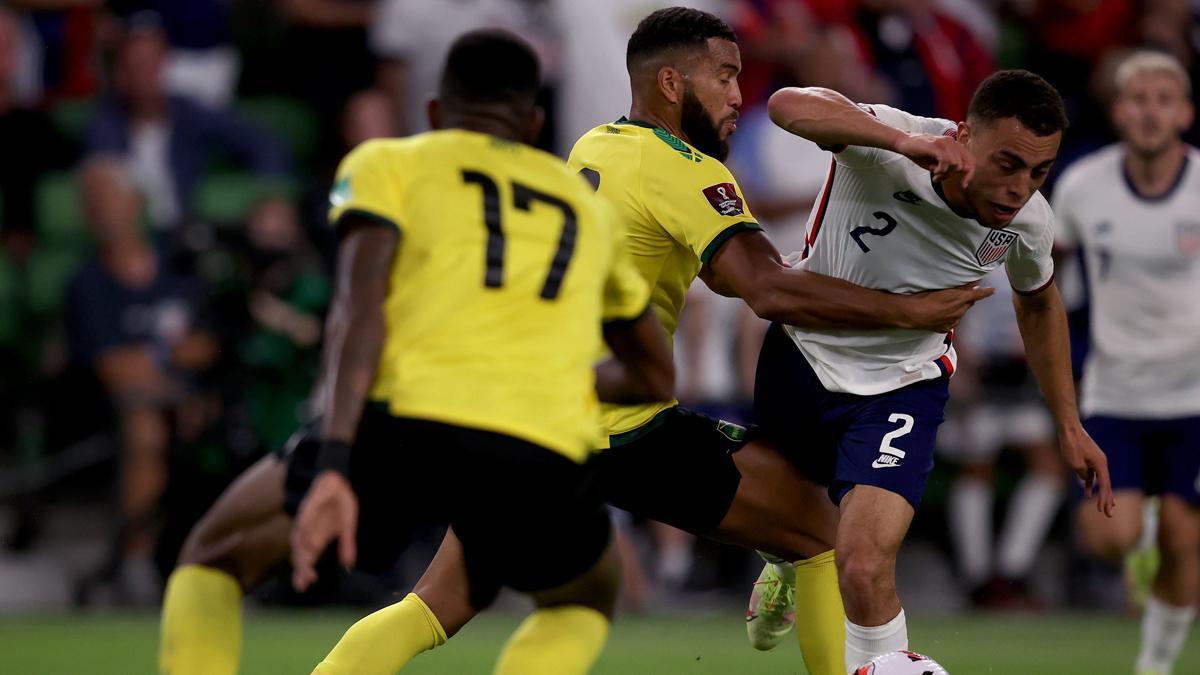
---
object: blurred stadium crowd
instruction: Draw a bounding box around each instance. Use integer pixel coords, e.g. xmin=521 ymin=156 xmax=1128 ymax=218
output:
xmin=0 ymin=0 xmax=1196 ymax=613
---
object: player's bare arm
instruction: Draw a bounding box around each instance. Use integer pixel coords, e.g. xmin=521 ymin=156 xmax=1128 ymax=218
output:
xmin=291 ymin=219 xmax=399 ymax=591
xmin=704 ymin=229 xmax=993 ymax=332
xmin=595 ymin=310 xmax=675 ymax=404
xmin=768 ymin=86 xmax=975 ymax=187
xmin=1011 ymin=282 xmax=1114 ymax=517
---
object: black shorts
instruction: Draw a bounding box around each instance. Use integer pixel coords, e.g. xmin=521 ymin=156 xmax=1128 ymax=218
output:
xmin=280 ymin=404 xmax=611 ymax=607
xmin=593 ymin=407 xmax=748 ymax=535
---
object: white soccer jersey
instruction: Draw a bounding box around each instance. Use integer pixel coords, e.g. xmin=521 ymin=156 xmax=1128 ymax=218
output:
xmin=785 ymin=104 xmax=1056 ymax=395
xmin=1052 ymin=144 xmax=1200 ymax=419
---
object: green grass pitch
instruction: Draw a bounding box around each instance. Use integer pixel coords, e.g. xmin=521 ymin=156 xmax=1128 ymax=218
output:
xmin=3 ymin=610 xmax=1198 ymax=673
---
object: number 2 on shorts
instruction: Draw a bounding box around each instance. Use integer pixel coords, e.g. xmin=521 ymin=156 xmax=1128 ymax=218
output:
xmin=878 ymin=413 xmax=914 ymax=459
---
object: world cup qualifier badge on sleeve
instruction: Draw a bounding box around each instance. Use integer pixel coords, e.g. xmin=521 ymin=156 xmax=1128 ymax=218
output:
xmin=702 ymin=183 xmax=745 ymax=217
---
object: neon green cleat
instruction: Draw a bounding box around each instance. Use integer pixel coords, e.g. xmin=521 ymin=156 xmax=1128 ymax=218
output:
xmin=746 ymin=561 xmax=796 ymax=651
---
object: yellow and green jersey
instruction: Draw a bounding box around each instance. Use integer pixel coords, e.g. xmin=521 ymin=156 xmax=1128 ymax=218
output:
xmin=567 ymin=118 xmax=760 ymax=441
xmin=329 ymin=129 xmax=648 ymax=462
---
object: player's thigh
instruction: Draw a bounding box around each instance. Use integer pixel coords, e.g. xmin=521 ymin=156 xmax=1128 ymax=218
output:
xmin=1075 ymin=488 xmax=1144 ymax=560
xmin=412 ymin=528 xmax=479 ymax=639
xmin=529 ymin=536 xmax=621 ymax=619
xmin=1162 ymin=415 xmax=1200 ymax=508
xmin=441 ymin=425 xmax=612 ymax=610
xmin=595 ymin=406 xmax=746 ymax=536
xmin=178 ymin=454 xmax=291 ymax=590
xmin=835 ymin=485 xmax=914 ymax=578
xmin=715 ymin=438 xmax=839 ymax=561
xmin=1157 ymin=494 xmax=1200 ymax=565
xmin=749 ymin=322 xmax=837 ymax=484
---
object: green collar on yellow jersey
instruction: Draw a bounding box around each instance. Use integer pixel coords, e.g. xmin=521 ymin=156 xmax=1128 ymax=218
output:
xmin=613 ymin=117 xmax=703 ymax=164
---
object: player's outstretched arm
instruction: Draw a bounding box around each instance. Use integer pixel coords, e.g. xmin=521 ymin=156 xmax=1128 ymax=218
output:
xmin=1012 ymin=282 xmax=1115 ymax=517
xmin=767 ymin=87 xmax=974 ymax=185
xmin=291 ymin=218 xmax=400 ymax=591
xmin=596 ymin=309 xmax=675 ymax=404
xmin=705 ymin=230 xmax=992 ymax=332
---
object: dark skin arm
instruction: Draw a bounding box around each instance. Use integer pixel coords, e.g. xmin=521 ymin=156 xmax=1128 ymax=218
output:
xmin=705 ymin=230 xmax=993 ymax=332
xmin=291 ymin=219 xmax=398 ymax=591
xmin=594 ymin=309 xmax=675 ymax=404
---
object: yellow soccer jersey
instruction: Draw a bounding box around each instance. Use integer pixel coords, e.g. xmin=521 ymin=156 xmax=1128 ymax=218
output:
xmin=567 ymin=118 xmax=760 ymax=438
xmin=329 ymin=129 xmax=648 ymax=462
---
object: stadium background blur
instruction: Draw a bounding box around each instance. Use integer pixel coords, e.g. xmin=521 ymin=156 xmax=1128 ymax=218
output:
xmin=0 ymin=0 xmax=1198 ymax=672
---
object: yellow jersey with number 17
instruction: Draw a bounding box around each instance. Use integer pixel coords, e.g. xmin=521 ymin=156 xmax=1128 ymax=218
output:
xmin=567 ymin=119 xmax=760 ymax=440
xmin=329 ymin=129 xmax=649 ymax=463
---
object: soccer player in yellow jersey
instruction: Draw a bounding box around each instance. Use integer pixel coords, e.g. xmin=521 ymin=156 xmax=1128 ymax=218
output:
xmin=157 ymin=30 xmax=676 ymax=675
xmin=314 ymin=8 xmax=995 ymax=675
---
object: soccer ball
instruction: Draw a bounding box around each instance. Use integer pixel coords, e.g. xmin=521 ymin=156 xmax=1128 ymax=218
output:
xmin=854 ymin=650 xmax=949 ymax=675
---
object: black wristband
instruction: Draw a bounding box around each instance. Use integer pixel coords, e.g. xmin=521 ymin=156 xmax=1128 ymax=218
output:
xmin=316 ymin=439 xmax=353 ymax=477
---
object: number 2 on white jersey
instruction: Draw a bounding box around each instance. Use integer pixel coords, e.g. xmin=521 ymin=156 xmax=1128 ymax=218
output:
xmin=878 ymin=413 xmax=915 ymax=458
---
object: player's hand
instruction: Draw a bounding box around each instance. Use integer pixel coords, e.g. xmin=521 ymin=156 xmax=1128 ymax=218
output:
xmin=894 ymin=132 xmax=975 ymax=188
xmin=290 ymin=470 xmax=359 ymax=592
xmin=1059 ymin=424 xmax=1115 ymax=517
xmin=904 ymin=283 xmax=994 ymax=332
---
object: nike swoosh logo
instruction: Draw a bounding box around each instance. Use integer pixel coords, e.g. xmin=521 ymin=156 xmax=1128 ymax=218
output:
xmin=871 ymin=460 xmax=901 ymax=469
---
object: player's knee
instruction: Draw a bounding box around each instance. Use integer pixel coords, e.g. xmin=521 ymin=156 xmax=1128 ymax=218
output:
xmin=836 ymin=546 xmax=892 ymax=600
xmin=1076 ymin=516 xmax=1139 ymax=560
xmin=1157 ymin=519 xmax=1200 ymax=565
xmin=175 ymin=518 xmax=249 ymax=590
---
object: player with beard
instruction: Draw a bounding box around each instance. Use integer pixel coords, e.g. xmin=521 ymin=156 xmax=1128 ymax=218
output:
xmin=309 ymin=8 xmax=993 ymax=675
xmin=1055 ymin=51 xmax=1200 ymax=675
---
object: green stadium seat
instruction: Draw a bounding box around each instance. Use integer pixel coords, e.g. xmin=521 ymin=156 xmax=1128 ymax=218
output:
xmin=25 ymin=246 xmax=85 ymax=317
xmin=236 ymin=96 xmax=318 ymax=163
xmin=196 ymin=171 xmax=297 ymax=226
xmin=50 ymin=98 xmax=97 ymax=141
xmin=35 ymin=172 xmax=88 ymax=249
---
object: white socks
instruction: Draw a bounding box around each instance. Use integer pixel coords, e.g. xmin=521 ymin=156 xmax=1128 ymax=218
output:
xmin=845 ymin=609 xmax=907 ymax=673
xmin=1135 ymin=596 xmax=1195 ymax=674
xmin=949 ymin=477 xmax=993 ymax=585
xmin=997 ymin=473 xmax=1064 ymax=578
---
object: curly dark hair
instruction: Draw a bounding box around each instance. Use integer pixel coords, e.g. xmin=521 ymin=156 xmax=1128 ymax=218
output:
xmin=626 ymin=6 xmax=737 ymax=72
xmin=967 ymin=70 xmax=1069 ymax=136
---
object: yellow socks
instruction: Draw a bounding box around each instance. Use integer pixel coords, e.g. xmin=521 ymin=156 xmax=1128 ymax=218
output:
xmin=493 ymin=605 xmax=609 ymax=675
xmin=794 ymin=550 xmax=846 ymax=675
xmin=313 ymin=592 xmax=447 ymax=675
xmin=159 ymin=564 xmax=243 ymax=675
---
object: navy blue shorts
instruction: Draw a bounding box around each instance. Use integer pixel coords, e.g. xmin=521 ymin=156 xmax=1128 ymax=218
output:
xmin=752 ymin=324 xmax=950 ymax=509
xmin=1082 ymin=415 xmax=1200 ymax=505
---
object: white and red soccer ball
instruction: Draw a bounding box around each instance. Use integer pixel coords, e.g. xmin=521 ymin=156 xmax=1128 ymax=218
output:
xmin=854 ymin=650 xmax=949 ymax=675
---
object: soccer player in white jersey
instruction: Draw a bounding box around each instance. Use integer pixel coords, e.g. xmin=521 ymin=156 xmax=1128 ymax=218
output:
xmin=1054 ymin=51 xmax=1200 ymax=675
xmin=750 ymin=70 xmax=1114 ymax=671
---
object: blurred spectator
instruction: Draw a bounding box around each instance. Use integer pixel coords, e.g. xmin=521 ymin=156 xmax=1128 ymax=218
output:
xmin=7 ymin=0 xmax=105 ymax=101
xmin=847 ymin=0 xmax=995 ymax=120
xmin=64 ymin=158 xmax=219 ymax=604
xmin=733 ymin=0 xmax=891 ymax=107
xmin=553 ymin=0 xmax=728 ymax=153
xmin=339 ymin=87 xmax=398 ymax=150
xmin=85 ymin=16 xmax=291 ymax=231
xmin=238 ymin=198 xmax=329 ymax=451
xmin=370 ymin=0 xmax=553 ymax=137
xmin=267 ymin=0 xmax=377 ymax=160
xmin=940 ymin=269 xmax=1064 ymax=608
xmin=108 ymin=1 xmax=238 ymax=108
xmin=0 ymin=6 xmax=75 ymax=263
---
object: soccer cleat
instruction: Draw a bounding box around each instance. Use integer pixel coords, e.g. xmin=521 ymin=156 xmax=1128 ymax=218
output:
xmin=746 ymin=562 xmax=796 ymax=651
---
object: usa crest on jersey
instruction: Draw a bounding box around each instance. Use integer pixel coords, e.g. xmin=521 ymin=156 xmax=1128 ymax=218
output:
xmin=975 ymin=229 xmax=1018 ymax=266
xmin=1177 ymin=221 xmax=1200 ymax=256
